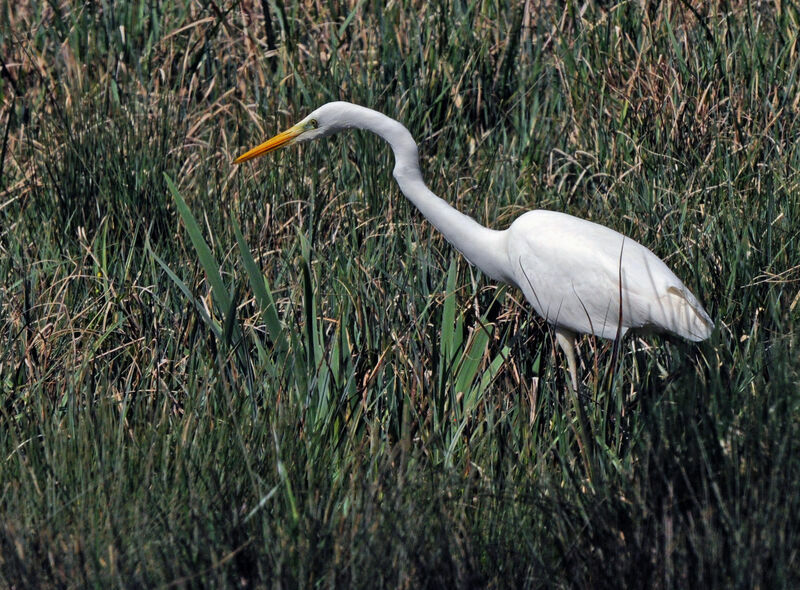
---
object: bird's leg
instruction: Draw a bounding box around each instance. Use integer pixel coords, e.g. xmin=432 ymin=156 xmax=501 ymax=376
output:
xmin=555 ymin=327 xmax=578 ymax=393
xmin=555 ymin=326 xmax=596 ymax=481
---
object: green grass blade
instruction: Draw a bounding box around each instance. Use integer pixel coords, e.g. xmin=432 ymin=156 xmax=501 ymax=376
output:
xmin=146 ymin=237 xmax=221 ymax=337
xmin=164 ymin=173 xmax=231 ymax=313
xmin=233 ymin=220 xmax=288 ymax=355
xmin=440 ymin=259 xmax=458 ymax=364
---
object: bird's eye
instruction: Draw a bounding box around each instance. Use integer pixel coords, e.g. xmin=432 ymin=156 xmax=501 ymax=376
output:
xmin=308 ymin=119 xmax=318 ymax=129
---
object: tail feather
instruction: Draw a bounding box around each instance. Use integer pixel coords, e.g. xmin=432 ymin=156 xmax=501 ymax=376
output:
xmin=664 ymin=286 xmax=713 ymax=342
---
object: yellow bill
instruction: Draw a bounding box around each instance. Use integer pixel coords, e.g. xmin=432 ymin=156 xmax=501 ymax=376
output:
xmin=234 ymin=124 xmax=304 ymax=164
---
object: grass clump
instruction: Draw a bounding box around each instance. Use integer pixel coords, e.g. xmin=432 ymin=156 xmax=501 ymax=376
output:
xmin=2 ymin=1 xmax=799 ymax=587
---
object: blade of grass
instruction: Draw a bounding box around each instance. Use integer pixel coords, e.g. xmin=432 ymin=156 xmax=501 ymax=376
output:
xmin=164 ymin=173 xmax=231 ymax=313
xmin=234 ymin=220 xmax=288 ymax=356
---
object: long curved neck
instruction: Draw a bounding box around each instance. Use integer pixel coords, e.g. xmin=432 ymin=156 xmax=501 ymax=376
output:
xmin=336 ymin=104 xmax=512 ymax=284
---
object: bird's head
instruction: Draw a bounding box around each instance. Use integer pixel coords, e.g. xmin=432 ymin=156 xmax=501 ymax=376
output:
xmin=234 ymin=103 xmax=350 ymax=164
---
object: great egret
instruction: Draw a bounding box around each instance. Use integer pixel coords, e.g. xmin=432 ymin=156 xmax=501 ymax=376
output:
xmin=235 ymin=102 xmax=713 ymax=390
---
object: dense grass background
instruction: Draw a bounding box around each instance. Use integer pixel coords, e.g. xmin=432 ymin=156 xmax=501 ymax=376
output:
xmin=2 ymin=0 xmax=799 ymax=587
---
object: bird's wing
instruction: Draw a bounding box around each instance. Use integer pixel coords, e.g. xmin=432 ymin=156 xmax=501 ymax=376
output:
xmin=508 ymin=211 xmax=712 ymax=340
xmin=509 ymin=213 xmax=630 ymax=338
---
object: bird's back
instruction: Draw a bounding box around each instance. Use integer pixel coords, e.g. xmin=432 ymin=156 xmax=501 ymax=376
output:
xmin=506 ymin=210 xmax=713 ymax=341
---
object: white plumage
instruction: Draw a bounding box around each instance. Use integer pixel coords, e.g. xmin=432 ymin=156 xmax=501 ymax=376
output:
xmin=235 ymin=101 xmax=713 ymax=389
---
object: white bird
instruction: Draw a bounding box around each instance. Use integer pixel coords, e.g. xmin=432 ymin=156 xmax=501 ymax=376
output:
xmin=235 ymin=102 xmax=713 ymax=390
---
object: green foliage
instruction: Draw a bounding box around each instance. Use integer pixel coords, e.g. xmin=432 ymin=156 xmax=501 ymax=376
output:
xmin=2 ymin=1 xmax=799 ymax=587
